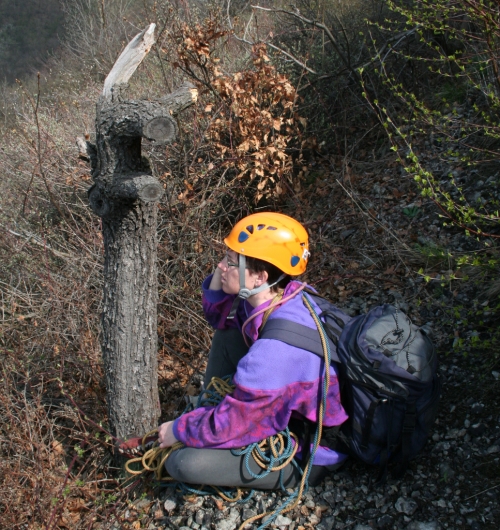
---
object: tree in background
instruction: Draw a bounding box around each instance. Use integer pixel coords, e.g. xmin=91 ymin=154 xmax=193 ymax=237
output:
xmin=0 ymin=0 xmax=65 ymax=83
xmin=60 ymin=0 xmax=145 ymax=78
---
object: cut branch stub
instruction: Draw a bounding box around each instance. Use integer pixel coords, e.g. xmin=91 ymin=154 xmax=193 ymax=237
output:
xmin=98 ymin=100 xmax=179 ymax=146
xmin=90 ymin=83 xmax=196 ymax=211
xmin=143 ymin=117 xmax=177 ymax=143
xmin=88 ymin=174 xmax=163 ymax=217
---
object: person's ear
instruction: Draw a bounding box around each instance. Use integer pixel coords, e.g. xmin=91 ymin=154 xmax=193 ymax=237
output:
xmin=255 ymin=270 xmax=268 ymax=286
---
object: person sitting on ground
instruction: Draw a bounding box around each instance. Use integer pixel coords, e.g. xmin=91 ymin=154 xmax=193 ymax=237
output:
xmin=157 ymin=212 xmax=348 ymax=489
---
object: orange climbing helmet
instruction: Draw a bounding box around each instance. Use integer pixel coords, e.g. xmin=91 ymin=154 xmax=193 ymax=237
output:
xmin=224 ymin=212 xmax=310 ymax=275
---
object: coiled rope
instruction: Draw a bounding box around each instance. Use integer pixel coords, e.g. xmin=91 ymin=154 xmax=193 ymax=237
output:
xmin=122 ymin=376 xmax=301 ymax=505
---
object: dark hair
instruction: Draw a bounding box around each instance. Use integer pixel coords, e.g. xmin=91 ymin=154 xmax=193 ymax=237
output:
xmin=245 ymin=256 xmax=291 ymax=293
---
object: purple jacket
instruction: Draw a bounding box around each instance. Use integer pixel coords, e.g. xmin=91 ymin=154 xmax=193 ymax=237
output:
xmin=172 ymin=277 xmax=348 ymax=466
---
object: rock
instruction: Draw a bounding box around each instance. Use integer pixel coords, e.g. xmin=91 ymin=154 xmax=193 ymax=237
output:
xmin=377 ymin=514 xmax=394 ymax=528
xmin=438 ymin=462 xmax=456 ymax=482
xmin=164 ymin=497 xmax=177 ymax=513
xmin=405 ymin=522 xmax=440 ymax=530
xmin=468 ymin=423 xmax=486 ymax=437
xmin=304 ymin=498 xmax=316 ymax=509
xmin=307 ymin=513 xmax=320 ymax=525
xmin=319 ymin=515 xmax=336 ymax=530
xmin=215 ymin=508 xmax=241 ymax=530
xmin=195 ymin=510 xmax=204 ymax=525
xmin=340 ymin=229 xmax=356 ymax=240
xmin=241 ymin=508 xmax=257 ymax=521
xmin=395 ymin=497 xmax=418 ymax=515
xmin=470 ymin=403 xmax=485 ymax=414
xmin=363 ymin=508 xmax=378 ymax=519
xmin=274 ymin=514 xmax=292 ymax=526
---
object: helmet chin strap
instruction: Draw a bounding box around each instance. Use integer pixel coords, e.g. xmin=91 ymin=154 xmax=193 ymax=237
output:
xmin=226 ymin=254 xmax=286 ymax=319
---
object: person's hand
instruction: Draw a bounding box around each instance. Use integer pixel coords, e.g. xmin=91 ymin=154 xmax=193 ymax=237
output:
xmin=209 ymin=266 xmax=223 ymax=290
xmin=158 ymin=421 xmax=178 ymax=448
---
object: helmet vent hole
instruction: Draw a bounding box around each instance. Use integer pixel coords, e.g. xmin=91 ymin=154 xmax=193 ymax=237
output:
xmin=257 ymin=224 xmax=265 ymax=231
xmin=246 ymin=225 xmax=254 ymax=234
xmin=238 ymin=231 xmax=249 ymax=243
xmin=291 ymin=256 xmax=300 ymax=267
xmin=267 ymin=226 xmax=277 ymax=230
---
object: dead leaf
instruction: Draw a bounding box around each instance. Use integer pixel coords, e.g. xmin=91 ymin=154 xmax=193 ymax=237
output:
xmin=67 ymin=498 xmax=86 ymax=512
xmin=51 ymin=440 xmax=64 ymax=455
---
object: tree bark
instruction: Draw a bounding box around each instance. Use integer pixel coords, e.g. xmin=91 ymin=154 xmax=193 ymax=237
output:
xmin=101 ymin=200 xmax=160 ymax=438
xmin=87 ymin=24 xmax=197 ymax=440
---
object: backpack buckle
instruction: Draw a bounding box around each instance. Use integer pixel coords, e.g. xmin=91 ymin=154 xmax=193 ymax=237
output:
xmin=402 ymin=412 xmax=416 ymax=433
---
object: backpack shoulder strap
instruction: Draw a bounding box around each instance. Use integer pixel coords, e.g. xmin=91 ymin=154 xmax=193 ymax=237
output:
xmin=259 ymin=318 xmax=341 ymax=363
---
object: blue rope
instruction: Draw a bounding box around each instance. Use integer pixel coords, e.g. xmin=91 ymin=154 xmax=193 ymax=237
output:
xmin=230 ymin=428 xmax=298 ymax=479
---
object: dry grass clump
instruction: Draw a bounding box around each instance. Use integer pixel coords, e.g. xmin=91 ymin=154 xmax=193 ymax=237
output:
xmin=0 ymin=354 xmax=116 ymax=529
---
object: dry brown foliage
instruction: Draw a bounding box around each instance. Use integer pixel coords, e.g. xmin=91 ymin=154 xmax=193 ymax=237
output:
xmin=161 ymin=17 xmax=309 ymax=204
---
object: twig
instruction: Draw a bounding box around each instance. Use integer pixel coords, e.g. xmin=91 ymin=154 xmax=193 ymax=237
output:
xmin=464 ymin=483 xmax=500 ymax=501
xmin=7 ymin=228 xmax=73 ymax=259
xmin=336 ymin=179 xmax=414 ymax=254
xmin=251 ymin=5 xmax=360 ymax=81
xmin=225 ymin=1 xmax=316 ymax=74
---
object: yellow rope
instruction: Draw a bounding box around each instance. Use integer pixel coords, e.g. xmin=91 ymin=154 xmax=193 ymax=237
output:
xmin=124 ymin=429 xmax=185 ymax=480
xmin=260 ymin=291 xmax=284 ymax=331
xmin=122 ymin=377 xmax=238 ymax=483
xmin=250 ymin=431 xmax=299 ymax=471
xmin=122 ymin=364 xmax=314 ymax=530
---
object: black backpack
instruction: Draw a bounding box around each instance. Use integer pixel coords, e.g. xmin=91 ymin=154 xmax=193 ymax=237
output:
xmin=260 ymin=290 xmax=441 ymax=481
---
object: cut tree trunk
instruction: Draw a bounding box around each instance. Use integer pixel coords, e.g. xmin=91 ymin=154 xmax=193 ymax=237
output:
xmin=86 ymin=24 xmax=197 ymax=440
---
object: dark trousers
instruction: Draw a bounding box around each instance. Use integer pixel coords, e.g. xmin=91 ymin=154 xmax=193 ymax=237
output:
xmin=203 ymin=328 xmax=249 ymax=388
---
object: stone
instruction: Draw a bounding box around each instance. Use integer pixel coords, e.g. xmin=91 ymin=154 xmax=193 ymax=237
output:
xmin=164 ymin=496 xmax=177 ymax=513
xmin=195 ymin=510 xmax=204 ymax=525
xmin=376 ymin=514 xmax=394 ymax=528
xmin=395 ymin=497 xmax=418 ymax=516
xmin=405 ymin=522 xmax=440 ymax=530
xmin=275 ymin=514 xmax=293 ymax=526
xmin=468 ymin=423 xmax=486 ymax=437
xmin=363 ymin=508 xmax=378 ymax=519
xmin=438 ymin=462 xmax=456 ymax=482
